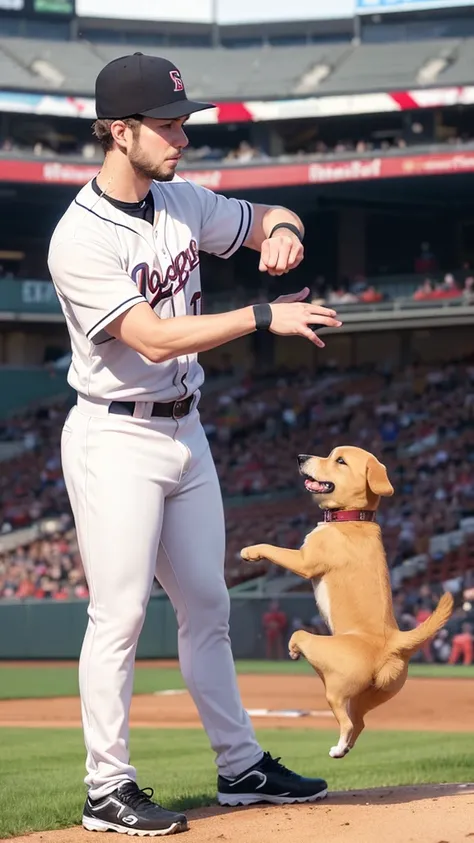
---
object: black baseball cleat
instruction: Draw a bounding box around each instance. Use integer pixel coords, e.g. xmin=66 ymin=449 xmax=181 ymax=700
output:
xmin=82 ymin=780 xmax=188 ymax=836
xmin=217 ymin=751 xmax=328 ymax=806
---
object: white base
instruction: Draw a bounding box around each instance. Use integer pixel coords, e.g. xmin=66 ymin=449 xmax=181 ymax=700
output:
xmin=82 ymin=816 xmax=186 ymax=836
xmin=217 ymin=788 xmax=328 ymax=806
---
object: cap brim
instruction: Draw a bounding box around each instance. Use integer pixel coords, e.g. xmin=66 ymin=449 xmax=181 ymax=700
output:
xmin=139 ymin=99 xmax=215 ymax=119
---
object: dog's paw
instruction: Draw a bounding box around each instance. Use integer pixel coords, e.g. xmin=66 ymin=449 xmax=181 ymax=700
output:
xmin=329 ymin=745 xmax=350 ymax=759
xmin=288 ymin=634 xmax=301 ymax=660
xmin=241 ymin=545 xmax=265 ymax=562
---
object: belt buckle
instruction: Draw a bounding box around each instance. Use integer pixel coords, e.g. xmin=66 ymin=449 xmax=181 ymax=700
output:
xmin=172 ymin=399 xmax=186 ymax=420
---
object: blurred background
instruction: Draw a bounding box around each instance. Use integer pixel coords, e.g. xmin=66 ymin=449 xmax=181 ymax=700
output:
xmin=0 ymin=0 xmax=473 ymax=666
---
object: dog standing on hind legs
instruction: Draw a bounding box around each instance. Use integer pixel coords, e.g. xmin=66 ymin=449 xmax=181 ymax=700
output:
xmin=241 ymin=446 xmax=454 ymax=759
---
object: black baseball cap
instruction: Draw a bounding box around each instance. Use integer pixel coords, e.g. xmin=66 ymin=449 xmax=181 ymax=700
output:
xmin=95 ymin=52 xmax=215 ymax=120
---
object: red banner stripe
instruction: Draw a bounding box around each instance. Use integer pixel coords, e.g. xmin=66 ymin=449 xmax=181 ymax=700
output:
xmin=389 ymin=91 xmax=421 ymax=111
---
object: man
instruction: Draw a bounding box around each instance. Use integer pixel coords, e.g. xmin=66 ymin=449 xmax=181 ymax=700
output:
xmin=262 ymin=600 xmax=288 ymax=660
xmin=448 ymin=622 xmax=473 ymax=665
xmin=48 ymin=53 xmax=341 ymax=836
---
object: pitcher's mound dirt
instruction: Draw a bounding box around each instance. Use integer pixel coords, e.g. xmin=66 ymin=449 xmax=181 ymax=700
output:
xmin=4 ymin=784 xmax=473 ymax=843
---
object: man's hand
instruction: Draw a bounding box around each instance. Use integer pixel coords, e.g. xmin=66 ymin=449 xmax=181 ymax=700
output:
xmin=259 ymin=230 xmax=304 ymax=276
xmin=268 ymin=296 xmax=342 ymax=348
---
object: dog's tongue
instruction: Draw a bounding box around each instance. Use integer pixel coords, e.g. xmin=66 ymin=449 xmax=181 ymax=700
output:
xmin=305 ymin=479 xmax=327 ymax=493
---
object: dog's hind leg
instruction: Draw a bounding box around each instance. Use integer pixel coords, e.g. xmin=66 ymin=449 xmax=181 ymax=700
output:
xmin=321 ymin=687 xmax=356 ymax=758
xmin=342 ymin=695 xmax=369 ymax=752
xmin=288 ymin=631 xmax=374 ymax=757
xmin=344 ymin=674 xmax=409 ymax=753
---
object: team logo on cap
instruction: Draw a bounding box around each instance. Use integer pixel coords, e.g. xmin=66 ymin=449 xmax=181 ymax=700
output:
xmin=169 ymin=70 xmax=184 ymax=92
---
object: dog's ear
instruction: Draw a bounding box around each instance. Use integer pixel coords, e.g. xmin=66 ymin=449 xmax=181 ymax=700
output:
xmin=366 ymin=456 xmax=394 ymax=497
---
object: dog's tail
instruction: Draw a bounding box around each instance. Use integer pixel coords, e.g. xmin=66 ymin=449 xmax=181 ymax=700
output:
xmin=374 ymin=592 xmax=454 ymax=690
xmin=390 ymin=592 xmax=454 ymax=656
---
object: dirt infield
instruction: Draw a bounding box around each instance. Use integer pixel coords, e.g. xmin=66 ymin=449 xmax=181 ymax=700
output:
xmin=4 ymin=785 xmax=474 ymax=843
xmin=0 ymin=673 xmax=472 ymax=732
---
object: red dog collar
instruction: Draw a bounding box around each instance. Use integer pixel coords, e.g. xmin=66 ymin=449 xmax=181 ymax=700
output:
xmin=323 ymin=510 xmax=377 ymax=523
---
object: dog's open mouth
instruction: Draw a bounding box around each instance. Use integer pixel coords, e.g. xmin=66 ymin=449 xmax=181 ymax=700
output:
xmin=302 ymin=477 xmax=335 ymax=494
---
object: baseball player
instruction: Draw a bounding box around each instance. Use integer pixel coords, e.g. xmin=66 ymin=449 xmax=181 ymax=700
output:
xmin=48 ymin=53 xmax=341 ymax=837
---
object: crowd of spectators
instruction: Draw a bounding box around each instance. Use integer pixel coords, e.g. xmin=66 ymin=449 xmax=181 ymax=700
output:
xmin=312 ymin=253 xmax=474 ymax=307
xmin=1 ymin=358 xmax=473 ymax=636
xmin=321 ymin=271 xmax=474 ymax=307
xmin=1 ymin=120 xmax=473 ymax=166
xmin=201 ymin=260 xmax=474 ymax=313
xmin=0 ymin=528 xmax=87 ymax=601
xmin=413 ymin=273 xmax=474 ymax=302
xmin=261 ymin=587 xmax=474 ymax=665
xmin=267 ymin=577 xmax=474 ymax=664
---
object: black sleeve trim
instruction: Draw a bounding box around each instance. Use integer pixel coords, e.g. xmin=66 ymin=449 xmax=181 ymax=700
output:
xmin=95 ymin=336 xmax=115 ymax=346
xmin=241 ymin=200 xmax=253 ymax=247
xmin=86 ymin=295 xmax=144 ymax=339
xmin=215 ymin=201 xmax=248 ymax=257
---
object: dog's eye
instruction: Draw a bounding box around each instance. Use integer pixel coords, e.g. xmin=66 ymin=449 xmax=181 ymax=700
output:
xmin=336 ymin=457 xmax=347 ymax=465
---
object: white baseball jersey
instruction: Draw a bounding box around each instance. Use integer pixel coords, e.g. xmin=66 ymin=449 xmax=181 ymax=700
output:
xmin=48 ymin=177 xmax=253 ymax=402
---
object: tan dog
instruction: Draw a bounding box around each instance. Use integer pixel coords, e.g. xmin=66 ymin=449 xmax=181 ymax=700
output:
xmin=241 ymin=446 xmax=453 ymax=759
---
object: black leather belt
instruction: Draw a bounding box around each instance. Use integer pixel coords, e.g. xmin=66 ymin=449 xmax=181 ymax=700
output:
xmin=109 ymin=394 xmax=194 ymax=420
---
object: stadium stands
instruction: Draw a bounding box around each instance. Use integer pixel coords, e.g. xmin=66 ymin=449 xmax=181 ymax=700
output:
xmin=0 ymin=41 xmax=41 ymax=90
xmin=0 ymin=36 xmax=469 ymax=99
xmin=316 ymin=39 xmax=460 ymax=94
xmin=1 ymin=358 xmax=473 ymax=589
xmin=435 ymin=36 xmax=474 ymax=86
xmin=0 ymin=37 xmax=104 ymax=94
xmin=1 ymin=358 xmax=473 ymax=661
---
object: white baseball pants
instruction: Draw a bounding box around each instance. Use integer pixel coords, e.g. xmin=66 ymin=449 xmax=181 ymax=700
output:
xmin=61 ymin=396 xmax=263 ymax=799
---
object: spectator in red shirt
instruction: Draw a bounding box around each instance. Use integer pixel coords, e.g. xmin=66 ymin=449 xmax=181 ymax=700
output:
xmin=413 ymin=278 xmax=434 ymax=300
xmin=359 ymin=286 xmax=383 ymax=303
xmin=448 ymin=623 xmax=473 ymax=666
xmin=432 ymin=273 xmax=462 ymax=299
xmin=262 ymin=600 xmax=288 ymax=661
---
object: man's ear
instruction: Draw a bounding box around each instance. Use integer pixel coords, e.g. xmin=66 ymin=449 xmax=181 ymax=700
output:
xmin=367 ymin=456 xmax=394 ymax=497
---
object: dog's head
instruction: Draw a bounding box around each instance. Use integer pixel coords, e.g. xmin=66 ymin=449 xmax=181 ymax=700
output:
xmin=297 ymin=446 xmax=394 ymax=511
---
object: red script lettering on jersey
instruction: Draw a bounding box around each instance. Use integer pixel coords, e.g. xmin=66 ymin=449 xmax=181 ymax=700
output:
xmin=131 ymin=239 xmax=199 ymax=308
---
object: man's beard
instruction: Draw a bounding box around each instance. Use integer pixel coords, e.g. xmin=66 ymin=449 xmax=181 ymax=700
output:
xmin=129 ymin=140 xmax=176 ymax=182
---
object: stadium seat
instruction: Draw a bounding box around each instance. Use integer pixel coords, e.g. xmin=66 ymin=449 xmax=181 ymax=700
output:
xmin=317 ymin=39 xmax=460 ymax=94
xmin=0 ymin=37 xmax=104 ymax=93
xmin=0 ymin=41 xmax=40 ymax=89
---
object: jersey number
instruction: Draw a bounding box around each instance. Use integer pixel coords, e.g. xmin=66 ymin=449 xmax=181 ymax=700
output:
xmin=191 ymin=292 xmax=202 ymax=316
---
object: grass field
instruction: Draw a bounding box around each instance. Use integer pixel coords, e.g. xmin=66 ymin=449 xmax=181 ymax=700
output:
xmin=0 ymin=660 xmax=473 ymax=700
xmin=0 ymin=728 xmax=472 ymax=839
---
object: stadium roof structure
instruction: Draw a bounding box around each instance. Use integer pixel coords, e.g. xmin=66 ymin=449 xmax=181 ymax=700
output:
xmin=0 ymin=35 xmax=471 ymax=100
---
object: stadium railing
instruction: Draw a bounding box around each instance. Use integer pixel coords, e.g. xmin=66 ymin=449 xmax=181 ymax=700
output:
xmin=2 ymin=278 xmax=473 ymax=318
xmin=2 ymin=139 xmax=474 ymax=167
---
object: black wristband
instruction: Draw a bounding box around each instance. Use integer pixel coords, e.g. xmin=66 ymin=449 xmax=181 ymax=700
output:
xmin=253 ymin=302 xmax=273 ymax=331
xmin=269 ymin=222 xmax=303 ymax=242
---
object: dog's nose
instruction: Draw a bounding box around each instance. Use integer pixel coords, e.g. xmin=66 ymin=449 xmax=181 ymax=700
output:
xmin=297 ymin=454 xmax=312 ymax=467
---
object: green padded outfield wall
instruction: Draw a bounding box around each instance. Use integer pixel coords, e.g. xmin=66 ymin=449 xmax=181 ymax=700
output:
xmin=0 ymin=596 xmax=318 ymax=660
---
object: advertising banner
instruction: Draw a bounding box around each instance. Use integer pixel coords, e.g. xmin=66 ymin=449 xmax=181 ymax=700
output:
xmin=33 ymin=0 xmax=74 ymax=12
xmin=2 ymin=151 xmax=474 ymax=189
